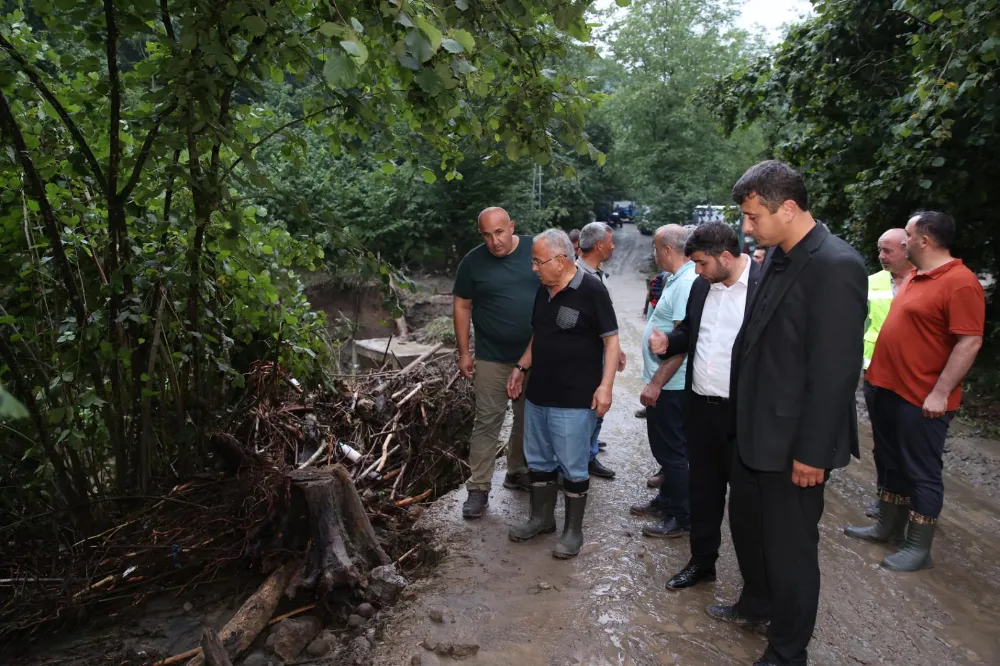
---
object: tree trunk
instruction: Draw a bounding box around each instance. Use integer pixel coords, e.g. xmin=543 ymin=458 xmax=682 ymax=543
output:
xmin=288 ymin=465 xmax=390 ymax=594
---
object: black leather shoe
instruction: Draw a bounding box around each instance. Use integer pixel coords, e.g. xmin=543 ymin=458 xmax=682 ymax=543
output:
xmin=502 ymin=472 xmax=530 ymax=491
xmin=642 ymin=517 xmax=690 ymax=539
xmin=629 ymin=500 xmax=670 ymax=519
xmin=705 ymin=604 xmax=769 ymax=627
xmin=588 ymin=458 xmax=616 ymax=479
xmin=462 ymin=490 xmax=489 ymax=519
xmin=666 ymin=563 xmax=716 ymax=591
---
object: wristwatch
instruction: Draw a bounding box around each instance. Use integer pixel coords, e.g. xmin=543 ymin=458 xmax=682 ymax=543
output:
xmin=515 ymin=364 xmax=529 ymax=373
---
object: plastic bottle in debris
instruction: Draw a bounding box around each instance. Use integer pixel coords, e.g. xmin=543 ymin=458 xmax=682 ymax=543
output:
xmin=337 ymin=441 xmax=363 ymax=463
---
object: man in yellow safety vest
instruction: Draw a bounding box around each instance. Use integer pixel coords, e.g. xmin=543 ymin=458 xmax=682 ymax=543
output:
xmin=862 ymin=228 xmax=912 ymax=517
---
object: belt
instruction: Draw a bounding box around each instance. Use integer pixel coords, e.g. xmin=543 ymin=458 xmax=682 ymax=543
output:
xmin=692 ymin=392 xmax=728 ymax=405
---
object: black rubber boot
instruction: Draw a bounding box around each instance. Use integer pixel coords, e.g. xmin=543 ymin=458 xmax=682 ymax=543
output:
xmin=553 ymin=479 xmax=588 ymax=559
xmin=844 ymin=492 xmax=909 ymax=544
xmin=882 ymin=513 xmax=936 ymax=572
xmin=508 ymin=471 xmax=558 ymax=542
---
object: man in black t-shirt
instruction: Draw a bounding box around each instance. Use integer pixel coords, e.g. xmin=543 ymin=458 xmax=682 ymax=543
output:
xmin=505 ymin=229 xmax=621 ymax=559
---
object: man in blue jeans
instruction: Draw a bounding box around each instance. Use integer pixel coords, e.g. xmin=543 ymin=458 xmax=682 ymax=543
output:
xmin=632 ymin=224 xmax=697 ymax=538
xmin=506 ymin=229 xmax=621 ymax=559
xmin=576 ymin=221 xmax=624 ymax=480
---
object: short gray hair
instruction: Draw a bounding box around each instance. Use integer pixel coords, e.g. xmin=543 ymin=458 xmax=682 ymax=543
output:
xmin=578 ymin=221 xmax=612 ymax=252
xmin=535 ymin=228 xmax=574 ymax=259
xmin=654 ymin=224 xmax=689 ymax=252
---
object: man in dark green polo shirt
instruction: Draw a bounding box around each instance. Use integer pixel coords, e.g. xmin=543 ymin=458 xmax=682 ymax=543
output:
xmin=453 ymin=207 xmax=539 ymax=519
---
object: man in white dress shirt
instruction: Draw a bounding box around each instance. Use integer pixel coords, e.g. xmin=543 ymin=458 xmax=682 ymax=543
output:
xmin=648 ymin=221 xmax=763 ymax=591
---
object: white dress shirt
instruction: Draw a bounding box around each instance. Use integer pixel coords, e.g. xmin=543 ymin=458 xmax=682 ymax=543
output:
xmin=692 ymin=256 xmax=751 ymax=398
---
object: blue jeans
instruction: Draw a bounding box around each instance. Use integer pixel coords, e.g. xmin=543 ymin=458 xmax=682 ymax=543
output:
xmin=589 ymin=416 xmax=603 ymax=461
xmin=646 ymin=389 xmax=689 ymax=524
xmin=524 ymin=400 xmax=596 ymax=483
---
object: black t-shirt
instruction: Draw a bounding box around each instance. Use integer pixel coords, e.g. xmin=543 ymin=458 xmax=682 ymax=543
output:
xmin=526 ymin=269 xmax=619 ymax=409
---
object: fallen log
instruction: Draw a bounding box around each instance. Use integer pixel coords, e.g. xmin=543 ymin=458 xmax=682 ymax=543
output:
xmin=200 ymin=628 xmax=234 ymax=666
xmin=186 ymin=557 xmax=301 ymax=666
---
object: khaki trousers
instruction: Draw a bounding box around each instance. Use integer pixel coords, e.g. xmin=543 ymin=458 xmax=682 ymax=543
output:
xmin=466 ymin=359 xmax=528 ymax=491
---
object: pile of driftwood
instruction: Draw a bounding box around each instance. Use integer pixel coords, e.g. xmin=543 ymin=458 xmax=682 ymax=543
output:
xmin=1 ymin=345 xmax=473 ymax=660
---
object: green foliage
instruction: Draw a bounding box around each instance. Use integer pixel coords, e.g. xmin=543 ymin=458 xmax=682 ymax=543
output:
xmin=599 ymin=0 xmax=767 ymax=225
xmin=0 ymin=0 xmax=601 ymax=529
xmin=0 ymin=383 xmax=28 ymax=420
xmin=696 ymin=0 xmax=1000 ymax=277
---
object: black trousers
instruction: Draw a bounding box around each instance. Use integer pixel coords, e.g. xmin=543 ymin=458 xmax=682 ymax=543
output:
xmin=862 ymin=380 xmax=886 ymax=491
xmin=685 ymin=394 xmax=733 ymax=568
xmin=646 ymin=389 xmax=690 ymax=523
xmin=871 ymin=386 xmax=953 ymax=518
xmin=729 ymin=455 xmax=827 ymax=666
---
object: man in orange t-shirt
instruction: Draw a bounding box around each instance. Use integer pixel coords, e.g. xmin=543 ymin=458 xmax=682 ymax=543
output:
xmin=845 ymin=211 xmax=985 ymax=573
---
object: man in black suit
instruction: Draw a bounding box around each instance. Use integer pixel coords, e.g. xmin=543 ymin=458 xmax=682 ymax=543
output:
xmin=714 ymin=161 xmax=865 ymax=666
xmin=648 ymin=221 xmax=762 ymax=591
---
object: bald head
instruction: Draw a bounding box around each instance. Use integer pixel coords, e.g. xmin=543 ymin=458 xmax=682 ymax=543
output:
xmin=877 ymin=227 xmax=912 ymax=277
xmin=653 ymin=224 xmax=690 ymax=273
xmin=477 ymin=207 xmax=516 ymax=257
xmin=654 ymin=224 xmax=689 ymax=252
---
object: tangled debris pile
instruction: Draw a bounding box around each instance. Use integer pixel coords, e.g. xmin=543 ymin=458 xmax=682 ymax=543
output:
xmin=1 ymin=347 xmax=473 ymax=662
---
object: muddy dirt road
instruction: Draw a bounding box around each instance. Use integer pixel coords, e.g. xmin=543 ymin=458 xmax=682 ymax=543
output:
xmin=374 ymin=224 xmax=1000 ymax=666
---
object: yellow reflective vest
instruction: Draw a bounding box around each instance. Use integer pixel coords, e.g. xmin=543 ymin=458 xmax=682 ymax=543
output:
xmin=863 ymin=270 xmax=896 ymax=370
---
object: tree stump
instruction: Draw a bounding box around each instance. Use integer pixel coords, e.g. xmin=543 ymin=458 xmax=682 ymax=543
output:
xmin=288 ymin=465 xmax=390 ymax=594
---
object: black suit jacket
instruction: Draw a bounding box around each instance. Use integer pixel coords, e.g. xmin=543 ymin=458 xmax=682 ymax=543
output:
xmin=663 ymin=257 xmax=762 ymax=398
xmin=732 ymin=224 xmax=867 ymax=472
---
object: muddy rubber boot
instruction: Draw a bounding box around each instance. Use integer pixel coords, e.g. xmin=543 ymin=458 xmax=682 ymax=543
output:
xmin=553 ymin=482 xmax=588 ymax=559
xmin=508 ymin=472 xmax=559 ymax=542
xmin=882 ymin=513 xmax=936 ymax=572
xmin=844 ymin=492 xmax=909 ymax=544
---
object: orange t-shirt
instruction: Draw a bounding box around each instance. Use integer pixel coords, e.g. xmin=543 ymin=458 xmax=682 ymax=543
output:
xmin=867 ymin=259 xmax=985 ymax=411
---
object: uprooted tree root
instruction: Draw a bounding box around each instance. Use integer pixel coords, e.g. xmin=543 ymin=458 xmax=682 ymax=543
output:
xmin=1 ymin=351 xmax=473 ymax=659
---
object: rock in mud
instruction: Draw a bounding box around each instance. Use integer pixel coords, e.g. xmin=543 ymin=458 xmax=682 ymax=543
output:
xmin=537 ymin=582 xmax=552 ymax=590
xmin=410 ymin=655 xmax=423 ymax=666
xmin=349 ymin=635 xmax=372 ymax=665
xmin=434 ymin=642 xmax=454 ymax=656
xmin=357 ymin=602 xmax=376 ymax=618
xmin=241 ymin=652 xmax=270 ymax=666
xmin=428 ymin=608 xmax=444 ymax=623
xmin=368 ymin=564 xmax=409 ymax=604
xmin=348 ymin=613 xmax=366 ymax=628
xmin=306 ymin=636 xmax=331 ymax=657
xmin=271 ymin=615 xmax=323 ymax=661
xmin=451 ymin=643 xmax=481 ymax=659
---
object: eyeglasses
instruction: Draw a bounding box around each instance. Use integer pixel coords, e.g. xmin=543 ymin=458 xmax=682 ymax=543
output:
xmin=532 ymin=254 xmax=565 ymax=266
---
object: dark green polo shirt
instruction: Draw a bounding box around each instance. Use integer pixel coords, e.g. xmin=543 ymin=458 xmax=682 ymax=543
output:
xmin=453 ymin=235 xmax=537 ymax=363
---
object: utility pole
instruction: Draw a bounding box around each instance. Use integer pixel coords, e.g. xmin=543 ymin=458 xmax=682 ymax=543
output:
xmin=536 ymin=164 xmax=543 ymax=208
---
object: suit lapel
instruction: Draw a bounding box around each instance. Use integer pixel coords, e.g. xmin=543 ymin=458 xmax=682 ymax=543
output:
xmin=689 ymin=277 xmax=709 ymax=352
xmin=742 ymin=227 xmax=827 ymax=356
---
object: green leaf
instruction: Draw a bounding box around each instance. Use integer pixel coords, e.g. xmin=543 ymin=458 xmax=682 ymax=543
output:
xmin=324 ymin=54 xmax=358 ymax=88
xmin=341 ymin=40 xmax=368 ymax=65
xmin=928 ymin=10 xmax=943 ymax=23
xmin=452 ymin=29 xmax=476 ymax=54
xmin=442 ymin=38 xmax=464 ymax=54
xmin=455 ymin=0 xmax=469 ymax=10
xmin=381 ymin=161 xmax=397 ymax=175
xmin=422 ymin=169 xmax=437 ymax=184
xmin=318 ymin=22 xmax=339 ymax=37
xmin=415 ymin=17 xmax=443 ymax=52
xmin=615 ymin=0 xmax=631 ymax=6
xmin=262 ymin=244 xmax=274 ymax=255
xmin=919 ymin=179 xmax=932 ymax=189
xmin=405 ymin=30 xmax=435 ymax=63
xmin=351 ymin=17 xmax=365 ymax=33
xmin=242 ymin=16 xmax=267 ymax=37
xmin=0 ymin=384 xmax=28 ymax=420
xmin=931 ymin=157 xmax=945 ymax=167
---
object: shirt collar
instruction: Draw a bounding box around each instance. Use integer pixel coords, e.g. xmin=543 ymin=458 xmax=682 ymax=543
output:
xmin=665 ymin=260 xmax=694 ymax=284
xmin=576 ymin=256 xmax=607 ymax=279
xmin=912 ymin=258 xmax=963 ymax=280
xmin=710 ymin=255 xmax=750 ymax=290
xmin=567 ymin=266 xmax=585 ymax=289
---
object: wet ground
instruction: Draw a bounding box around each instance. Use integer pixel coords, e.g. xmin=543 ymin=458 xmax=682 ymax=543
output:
xmin=374 ymin=225 xmax=1000 ymax=666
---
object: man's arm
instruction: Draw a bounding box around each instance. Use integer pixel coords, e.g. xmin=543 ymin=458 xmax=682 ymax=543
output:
xmin=453 ymin=296 xmax=474 ymax=377
xmin=592 ymin=334 xmax=620 ymax=417
xmin=793 ymin=254 xmax=868 ymax=483
xmin=923 ymin=335 xmax=983 ymax=417
xmin=661 ymin=281 xmax=702 ymax=358
xmin=507 ymin=337 xmax=533 ymax=399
